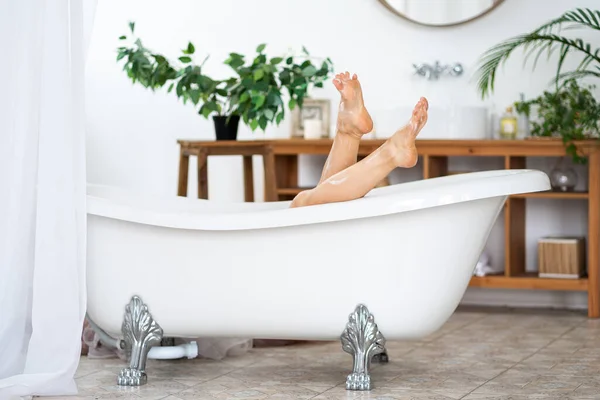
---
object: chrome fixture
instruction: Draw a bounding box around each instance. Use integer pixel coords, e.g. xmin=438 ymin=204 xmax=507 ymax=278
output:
xmin=413 ymin=61 xmax=464 ymax=80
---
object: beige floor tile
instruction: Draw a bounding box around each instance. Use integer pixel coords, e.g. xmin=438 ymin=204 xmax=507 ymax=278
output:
xmin=63 ymin=308 xmax=600 ymax=399
xmin=473 ymin=372 xmax=587 ymax=396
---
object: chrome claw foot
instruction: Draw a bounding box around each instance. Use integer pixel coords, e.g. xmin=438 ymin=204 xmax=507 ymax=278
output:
xmin=341 ymin=304 xmax=386 ymax=391
xmin=117 ymin=367 xmax=147 ymax=386
xmin=372 ymin=352 xmax=389 ymax=363
xmin=346 ymin=372 xmax=372 ymax=391
xmin=118 ymin=295 xmax=163 ymax=386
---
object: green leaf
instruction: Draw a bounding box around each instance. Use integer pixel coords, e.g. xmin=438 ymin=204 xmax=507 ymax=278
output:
xmin=302 ymin=46 xmax=309 ymax=55
xmin=116 ymin=51 xmax=127 ymax=61
xmin=254 ymin=95 xmax=266 ymax=109
xmin=254 ymin=69 xmax=264 ymax=80
xmin=179 ymin=56 xmax=192 ymax=63
xmin=225 ymin=55 xmax=245 ymax=69
xmin=276 ymin=112 xmax=284 ymax=125
xmin=240 ymin=92 xmax=250 ymax=103
xmin=250 ymin=119 xmax=259 ymax=130
xmin=129 ymin=21 xmax=135 ymax=33
xmin=270 ymin=57 xmax=283 ymax=65
xmin=286 ymin=57 xmax=293 ymax=65
xmin=199 ymin=104 xmax=212 ymax=118
xmin=288 ymin=98 xmax=297 ymax=110
xmin=119 ymin=35 xmax=127 ymax=40
xmin=267 ymin=92 xmax=282 ymax=106
xmin=279 ymin=70 xmax=291 ymax=84
xmin=241 ymin=78 xmax=254 ymax=88
xmin=206 ymin=101 xmax=220 ymax=112
xmin=256 ymin=43 xmax=267 ymax=53
xmin=167 ymin=83 xmax=174 ymax=93
xmin=264 ymin=109 xmax=275 ymax=120
xmin=186 ymin=42 xmax=195 ymax=54
xmin=259 ymin=116 xmax=268 ymax=130
xmin=190 ymin=89 xmax=201 ymax=104
xmin=302 ymin=65 xmax=317 ymax=77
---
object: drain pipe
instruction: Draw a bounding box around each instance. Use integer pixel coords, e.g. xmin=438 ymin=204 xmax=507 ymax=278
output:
xmin=148 ymin=341 xmax=198 ymax=359
xmin=85 ymin=314 xmax=198 ymax=360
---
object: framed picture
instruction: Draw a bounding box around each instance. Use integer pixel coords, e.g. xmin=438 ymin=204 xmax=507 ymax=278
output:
xmin=291 ymin=98 xmax=331 ymax=138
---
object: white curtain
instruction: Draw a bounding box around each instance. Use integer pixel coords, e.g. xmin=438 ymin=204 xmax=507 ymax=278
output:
xmin=0 ymin=0 xmax=96 ymax=397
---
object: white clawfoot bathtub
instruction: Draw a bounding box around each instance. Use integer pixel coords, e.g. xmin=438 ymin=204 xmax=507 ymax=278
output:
xmin=85 ymin=169 xmax=550 ymax=390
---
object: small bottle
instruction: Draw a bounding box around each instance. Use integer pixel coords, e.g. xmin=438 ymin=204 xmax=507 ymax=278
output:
xmin=499 ymin=106 xmax=518 ymax=139
xmin=517 ymin=93 xmax=530 ymax=138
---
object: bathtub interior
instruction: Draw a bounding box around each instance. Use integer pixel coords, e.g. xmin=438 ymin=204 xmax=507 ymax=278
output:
xmin=86 ymin=183 xmax=291 ymax=214
xmin=86 ymin=169 xmax=549 ymax=232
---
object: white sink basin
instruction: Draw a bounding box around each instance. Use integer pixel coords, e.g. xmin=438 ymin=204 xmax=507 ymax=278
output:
xmin=372 ymin=105 xmax=490 ymax=140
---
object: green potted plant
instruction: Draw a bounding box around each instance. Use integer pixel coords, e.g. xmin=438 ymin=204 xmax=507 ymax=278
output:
xmin=515 ymin=79 xmax=600 ymax=164
xmin=472 ymin=7 xmax=600 ymax=163
xmin=116 ymin=22 xmax=334 ymax=140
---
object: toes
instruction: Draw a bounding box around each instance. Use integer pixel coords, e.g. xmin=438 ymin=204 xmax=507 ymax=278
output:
xmin=333 ymin=78 xmax=343 ymax=91
xmin=352 ymin=73 xmax=357 ymax=80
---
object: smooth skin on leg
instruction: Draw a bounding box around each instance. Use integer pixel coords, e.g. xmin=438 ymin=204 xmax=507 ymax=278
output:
xmin=318 ymin=72 xmax=373 ymax=184
xmin=291 ymin=97 xmax=429 ymax=208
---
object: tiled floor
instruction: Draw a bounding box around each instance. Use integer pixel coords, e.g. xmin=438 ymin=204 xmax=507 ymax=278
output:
xmin=51 ymin=307 xmax=600 ymax=399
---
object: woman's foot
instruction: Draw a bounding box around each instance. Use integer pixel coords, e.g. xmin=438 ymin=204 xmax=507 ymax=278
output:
xmin=388 ymin=97 xmax=429 ymax=168
xmin=333 ymin=72 xmax=373 ymax=139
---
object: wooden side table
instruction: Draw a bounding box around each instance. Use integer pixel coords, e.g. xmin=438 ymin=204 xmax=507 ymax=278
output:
xmin=177 ymin=140 xmax=278 ymax=202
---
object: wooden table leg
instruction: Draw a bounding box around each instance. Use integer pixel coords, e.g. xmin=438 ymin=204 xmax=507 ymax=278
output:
xmin=243 ymin=155 xmax=254 ymax=202
xmin=423 ymin=155 xmax=448 ymax=179
xmin=197 ymin=149 xmax=208 ymax=200
xmin=177 ymin=149 xmax=190 ymax=197
xmin=588 ymin=150 xmax=600 ymax=318
xmin=263 ymin=147 xmax=278 ymax=202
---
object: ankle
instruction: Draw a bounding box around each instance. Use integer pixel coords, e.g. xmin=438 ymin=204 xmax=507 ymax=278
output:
xmin=380 ymin=141 xmax=400 ymax=168
xmin=335 ymin=123 xmax=364 ymax=140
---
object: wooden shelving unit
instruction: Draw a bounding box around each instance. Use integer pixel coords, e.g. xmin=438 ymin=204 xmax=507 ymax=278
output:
xmin=269 ymin=139 xmax=600 ymax=317
xmin=177 ymin=138 xmax=600 ymax=317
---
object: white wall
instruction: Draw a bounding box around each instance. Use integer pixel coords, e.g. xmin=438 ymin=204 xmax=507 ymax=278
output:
xmin=85 ymin=0 xmax=597 ymax=310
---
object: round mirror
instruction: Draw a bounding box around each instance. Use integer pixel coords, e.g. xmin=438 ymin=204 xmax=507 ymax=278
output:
xmin=378 ymin=0 xmax=505 ymax=27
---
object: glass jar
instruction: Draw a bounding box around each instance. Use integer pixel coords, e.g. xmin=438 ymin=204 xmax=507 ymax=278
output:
xmin=549 ymin=158 xmax=578 ymax=192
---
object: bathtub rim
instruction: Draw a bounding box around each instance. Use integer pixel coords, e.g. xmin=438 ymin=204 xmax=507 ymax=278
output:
xmin=86 ymin=169 xmax=550 ymax=231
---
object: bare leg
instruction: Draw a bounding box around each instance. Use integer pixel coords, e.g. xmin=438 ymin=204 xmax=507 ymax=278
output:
xmin=319 ymin=72 xmax=373 ymax=184
xmin=291 ymin=97 xmax=428 ymax=208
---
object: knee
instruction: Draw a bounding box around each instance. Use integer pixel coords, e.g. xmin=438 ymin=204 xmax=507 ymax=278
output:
xmin=290 ymin=189 xmax=312 ymax=208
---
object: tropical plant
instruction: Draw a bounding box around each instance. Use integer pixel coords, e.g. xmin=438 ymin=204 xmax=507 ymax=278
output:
xmin=514 ymin=79 xmax=600 ymax=164
xmin=474 ymin=7 xmax=600 ymax=98
xmin=116 ymin=22 xmax=334 ymax=132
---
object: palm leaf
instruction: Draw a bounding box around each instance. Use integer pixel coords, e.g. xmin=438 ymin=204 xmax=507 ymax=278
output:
xmin=474 ymin=8 xmax=600 ymax=98
xmin=533 ymin=8 xmax=600 ymax=34
xmin=475 ymin=32 xmax=600 ymax=98
xmin=553 ymin=70 xmax=600 ymax=84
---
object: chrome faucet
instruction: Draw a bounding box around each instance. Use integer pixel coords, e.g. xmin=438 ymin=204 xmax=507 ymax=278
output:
xmin=412 ymin=61 xmax=464 ymax=80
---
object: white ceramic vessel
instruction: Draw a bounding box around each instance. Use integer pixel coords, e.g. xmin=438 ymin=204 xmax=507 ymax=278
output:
xmin=86 ymin=169 xmax=550 ymax=388
xmin=374 ymin=105 xmax=489 ymax=140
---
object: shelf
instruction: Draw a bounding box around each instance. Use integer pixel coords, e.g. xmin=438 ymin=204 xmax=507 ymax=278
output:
xmin=277 ymin=187 xmax=311 ymax=196
xmin=469 ymin=273 xmax=588 ymax=291
xmin=511 ymin=191 xmax=589 ymax=199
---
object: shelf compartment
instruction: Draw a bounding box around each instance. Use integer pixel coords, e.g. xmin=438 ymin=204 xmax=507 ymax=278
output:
xmin=469 ymin=273 xmax=588 ymax=291
xmin=511 ymin=191 xmax=589 ymax=199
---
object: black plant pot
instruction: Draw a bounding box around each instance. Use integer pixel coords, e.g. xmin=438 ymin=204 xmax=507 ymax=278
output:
xmin=212 ymin=115 xmax=240 ymax=141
